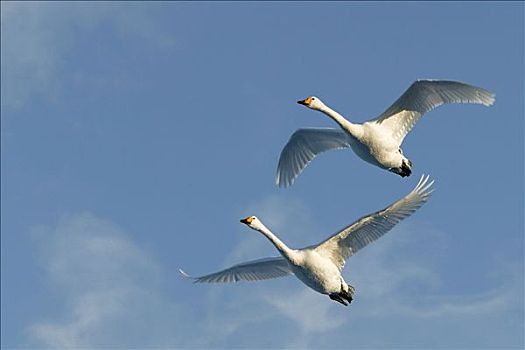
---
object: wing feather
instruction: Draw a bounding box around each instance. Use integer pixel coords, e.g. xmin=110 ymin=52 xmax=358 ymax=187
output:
xmin=315 ymin=175 xmax=435 ymax=271
xmin=179 ymin=257 xmax=293 ymax=283
xmin=374 ymin=80 xmax=495 ymax=144
xmin=276 ymin=128 xmax=351 ymax=187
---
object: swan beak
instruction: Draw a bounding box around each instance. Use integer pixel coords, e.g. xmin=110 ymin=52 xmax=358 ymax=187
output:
xmin=297 ymin=97 xmax=313 ymax=106
xmin=240 ymin=217 xmax=253 ymax=225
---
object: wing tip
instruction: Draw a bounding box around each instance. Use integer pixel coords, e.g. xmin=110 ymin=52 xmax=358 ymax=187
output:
xmin=414 ymin=79 xmax=496 ymax=106
xmin=275 ymin=166 xmax=294 ymax=188
xmin=275 ymin=174 xmax=293 ymax=188
xmin=179 ymin=268 xmax=194 ymax=280
xmin=414 ymin=174 xmax=435 ymax=198
xmin=275 ymin=180 xmax=290 ymax=188
xmin=485 ymin=92 xmax=496 ymax=106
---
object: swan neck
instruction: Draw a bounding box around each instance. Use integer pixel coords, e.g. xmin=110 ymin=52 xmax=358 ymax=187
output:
xmin=257 ymin=224 xmax=293 ymax=259
xmin=319 ymin=105 xmax=361 ymax=137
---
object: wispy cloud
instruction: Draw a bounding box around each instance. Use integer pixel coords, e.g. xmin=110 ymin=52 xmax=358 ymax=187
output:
xmin=28 ymin=212 xmax=185 ymax=348
xmin=1 ymin=2 xmax=62 ymax=109
xmin=348 ymin=223 xmax=522 ymax=320
xmin=1 ymin=2 xmax=176 ymax=109
xmin=267 ymin=289 xmax=345 ymax=333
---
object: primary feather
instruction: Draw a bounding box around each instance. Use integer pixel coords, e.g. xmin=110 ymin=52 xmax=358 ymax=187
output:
xmin=374 ymin=80 xmax=495 ymax=143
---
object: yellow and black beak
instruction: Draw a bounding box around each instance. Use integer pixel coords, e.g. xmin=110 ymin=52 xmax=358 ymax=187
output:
xmin=240 ymin=216 xmax=254 ymax=225
xmin=297 ymin=97 xmax=313 ymax=106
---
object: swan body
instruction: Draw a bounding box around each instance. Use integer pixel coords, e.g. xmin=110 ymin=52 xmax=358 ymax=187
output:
xmin=276 ymin=80 xmax=495 ymax=187
xmin=180 ymin=175 xmax=434 ymax=306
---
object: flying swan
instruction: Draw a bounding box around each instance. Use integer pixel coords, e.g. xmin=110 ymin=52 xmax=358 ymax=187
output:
xmin=276 ymin=80 xmax=494 ymax=187
xmin=180 ymin=175 xmax=434 ymax=306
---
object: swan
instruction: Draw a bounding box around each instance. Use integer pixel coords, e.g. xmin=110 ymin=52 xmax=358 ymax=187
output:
xmin=180 ymin=175 xmax=434 ymax=306
xmin=276 ymin=80 xmax=494 ymax=187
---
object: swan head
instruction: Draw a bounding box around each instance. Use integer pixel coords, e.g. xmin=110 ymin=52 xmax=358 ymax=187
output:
xmin=297 ymin=96 xmax=325 ymax=111
xmin=240 ymin=215 xmax=264 ymax=231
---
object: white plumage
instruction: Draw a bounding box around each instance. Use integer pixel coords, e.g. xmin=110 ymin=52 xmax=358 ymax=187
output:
xmin=276 ymin=80 xmax=495 ymax=187
xmin=180 ymin=175 xmax=434 ymax=306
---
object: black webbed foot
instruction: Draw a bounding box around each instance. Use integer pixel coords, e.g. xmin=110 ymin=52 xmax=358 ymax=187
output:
xmin=329 ymin=293 xmax=348 ymax=306
xmin=389 ymin=159 xmax=412 ymax=177
xmin=339 ymin=282 xmax=354 ymax=304
xmin=340 ymin=290 xmax=353 ymax=304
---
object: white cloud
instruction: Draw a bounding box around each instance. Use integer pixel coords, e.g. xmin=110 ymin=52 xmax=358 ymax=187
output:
xmin=346 ymin=223 xmax=521 ymax=322
xmin=266 ymin=289 xmax=345 ymax=333
xmin=31 ymin=289 xmax=131 ymax=348
xmin=0 ymin=2 xmax=176 ymax=109
xmin=1 ymin=2 xmax=62 ymax=109
xmin=39 ymin=213 xmax=159 ymax=292
xmin=28 ymin=212 xmax=186 ymax=348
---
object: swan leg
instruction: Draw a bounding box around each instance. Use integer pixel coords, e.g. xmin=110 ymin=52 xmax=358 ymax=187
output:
xmin=329 ymin=293 xmax=348 ymax=306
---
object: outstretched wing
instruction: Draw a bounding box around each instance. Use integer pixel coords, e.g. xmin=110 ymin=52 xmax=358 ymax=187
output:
xmin=276 ymin=128 xmax=351 ymax=188
xmin=373 ymin=80 xmax=495 ymax=144
xmin=179 ymin=257 xmax=293 ymax=283
xmin=315 ymin=175 xmax=434 ymax=271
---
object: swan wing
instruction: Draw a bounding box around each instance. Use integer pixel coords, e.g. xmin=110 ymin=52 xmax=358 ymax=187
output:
xmin=179 ymin=257 xmax=293 ymax=283
xmin=373 ymin=80 xmax=495 ymax=144
xmin=276 ymin=128 xmax=351 ymax=187
xmin=315 ymin=175 xmax=434 ymax=271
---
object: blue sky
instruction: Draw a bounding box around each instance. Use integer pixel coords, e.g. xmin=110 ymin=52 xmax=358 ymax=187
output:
xmin=1 ymin=2 xmax=523 ymax=348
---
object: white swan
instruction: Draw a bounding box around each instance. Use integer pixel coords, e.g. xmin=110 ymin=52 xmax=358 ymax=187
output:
xmin=276 ymin=80 xmax=494 ymax=187
xmin=180 ymin=175 xmax=434 ymax=306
